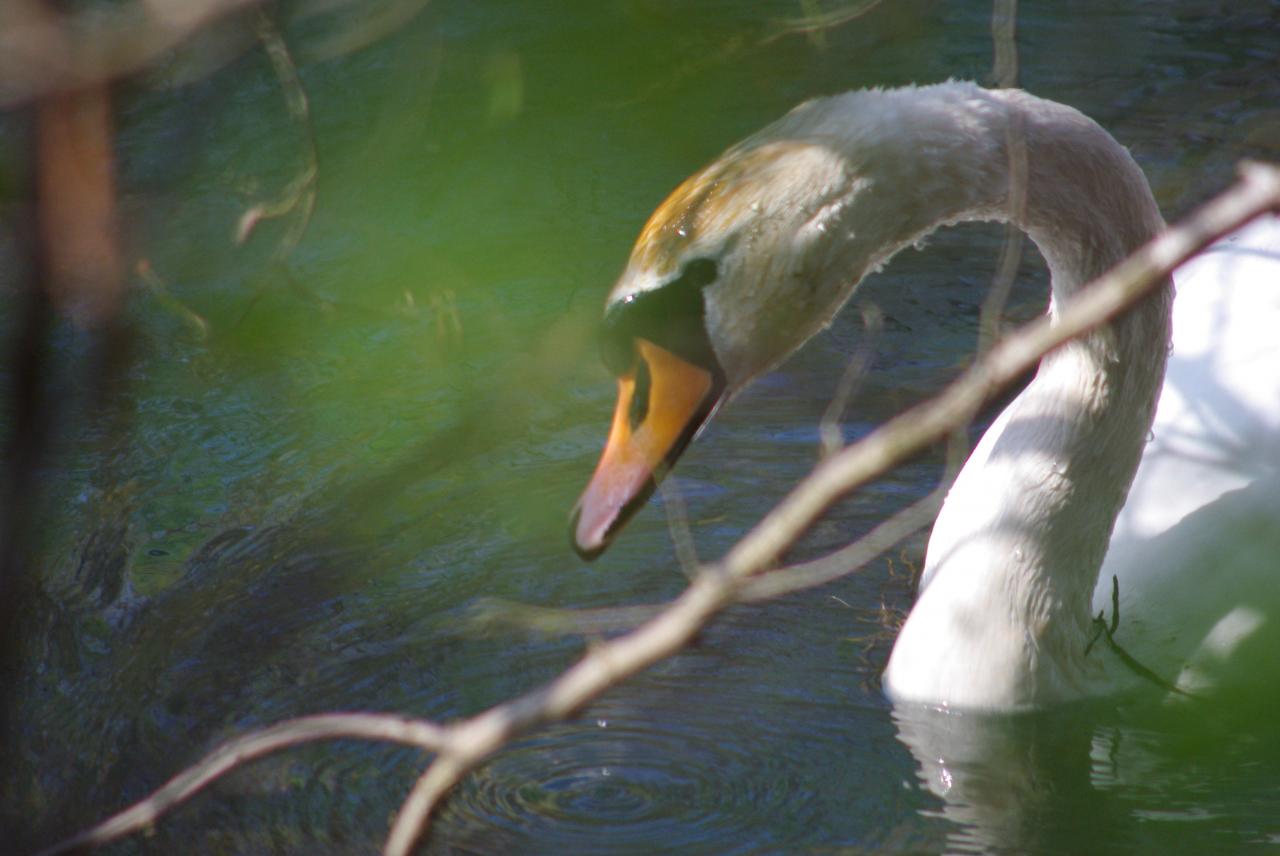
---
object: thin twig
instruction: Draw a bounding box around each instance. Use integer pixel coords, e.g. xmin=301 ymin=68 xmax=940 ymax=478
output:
xmin=296 ymin=0 xmax=433 ymax=63
xmin=1086 ymin=576 xmax=1199 ymax=698
xmin=980 ymin=0 xmax=1025 ymax=353
xmin=463 ymin=494 xmax=937 ymax=636
xmin=462 ymin=598 xmax=663 ymax=637
xmin=763 ymin=1 xmax=885 ymax=44
xmin=136 ymin=259 xmax=210 ymax=339
xmin=37 ymin=713 xmax=449 ymax=856
xmin=738 ymin=489 xmax=942 ymax=603
xmin=990 ymin=0 xmax=1019 ymax=89
xmin=462 ymin=491 xmax=939 ymax=637
xmin=978 ymin=112 xmax=1029 ymax=355
xmin=659 ymin=477 xmax=701 ymax=578
xmin=819 ymin=303 xmax=882 ymax=459
xmin=235 ymin=10 xmax=318 ymax=260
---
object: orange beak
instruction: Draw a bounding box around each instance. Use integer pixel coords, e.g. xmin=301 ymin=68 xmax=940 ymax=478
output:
xmin=571 ymin=338 xmax=720 ymax=559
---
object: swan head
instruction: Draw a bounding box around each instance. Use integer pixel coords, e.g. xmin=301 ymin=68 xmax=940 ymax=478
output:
xmin=571 ymin=127 xmax=870 ymax=558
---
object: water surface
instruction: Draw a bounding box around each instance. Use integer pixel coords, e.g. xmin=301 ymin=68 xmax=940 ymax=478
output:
xmin=5 ymin=1 xmax=1280 ymax=853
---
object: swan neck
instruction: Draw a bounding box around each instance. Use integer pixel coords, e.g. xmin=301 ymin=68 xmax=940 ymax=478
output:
xmin=881 ymin=86 xmax=1173 ymax=709
xmin=858 ymin=87 xmax=1167 ymax=300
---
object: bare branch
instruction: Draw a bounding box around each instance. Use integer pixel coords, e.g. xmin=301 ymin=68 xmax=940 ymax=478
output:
xmin=385 ymin=755 xmax=472 ymax=856
xmin=463 ymin=598 xmax=663 ymax=637
xmin=37 ymin=713 xmax=448 ymax=856
xmin=738 ymin=489 xmax=942 ymax=603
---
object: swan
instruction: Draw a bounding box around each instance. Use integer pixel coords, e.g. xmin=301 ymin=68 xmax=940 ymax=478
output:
xmin=568 ymin=81 xmax=1280 ymax=711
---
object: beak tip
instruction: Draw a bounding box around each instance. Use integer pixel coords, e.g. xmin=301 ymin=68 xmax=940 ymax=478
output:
xmin=569 ymin=502 xmax=610 ymax=562
xmin=569 ymin=339 xmax=721 ymax=563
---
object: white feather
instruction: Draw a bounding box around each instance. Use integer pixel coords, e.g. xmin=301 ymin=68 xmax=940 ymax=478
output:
xmin=614 ymin=82 xmax=1280 ymax=710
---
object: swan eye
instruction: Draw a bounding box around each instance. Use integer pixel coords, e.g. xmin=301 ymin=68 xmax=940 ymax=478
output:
xmin=680 ymin=257 xmax=718 ymax=289
xmin=600 ymin=330 xmax=637 ymax=377
xmin=599 ymin=257 xmax=722 ymax=379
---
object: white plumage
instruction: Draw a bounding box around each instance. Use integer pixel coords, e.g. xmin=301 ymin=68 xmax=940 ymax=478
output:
xmin=574 ymin=82 xmax=1280 ymax=711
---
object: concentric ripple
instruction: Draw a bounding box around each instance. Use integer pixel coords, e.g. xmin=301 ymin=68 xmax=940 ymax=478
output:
xmin=434 ymin=710 xmax=822 ymax=853
xmin=430 ymin=595 xmax=898 ymax=853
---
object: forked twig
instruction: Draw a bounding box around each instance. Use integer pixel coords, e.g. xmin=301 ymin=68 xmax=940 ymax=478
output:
xmin=35 ymin=714 xmax=448 ymax=856
xmin=234 ymin=10 xmax=318 ymax=261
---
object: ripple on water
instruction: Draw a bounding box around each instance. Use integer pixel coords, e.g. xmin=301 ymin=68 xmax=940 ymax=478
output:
xmin=435 ymin=716 xmax=814 ymax=854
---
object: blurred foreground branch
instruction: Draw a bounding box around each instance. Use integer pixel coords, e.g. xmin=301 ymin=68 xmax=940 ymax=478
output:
xmin=1 ymin=0 xmax=433 ymax=107
xmin=37 ymin=163 xmax=1280 ymax=856
xmin=34 ymin=85 xmax=124 ymax=326
xmin=0 ymin=0 xmax=265 ymax=107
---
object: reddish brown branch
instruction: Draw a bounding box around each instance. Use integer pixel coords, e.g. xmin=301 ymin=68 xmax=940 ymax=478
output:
xmin=35 ymin=86 xmax=123 ymax=326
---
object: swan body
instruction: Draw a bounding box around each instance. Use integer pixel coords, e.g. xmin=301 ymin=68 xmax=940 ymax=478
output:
xmin=1093 ymin=217 xmax=1280 ymax=697
xmin=570 ymin=81 xmax=1280 ymax=711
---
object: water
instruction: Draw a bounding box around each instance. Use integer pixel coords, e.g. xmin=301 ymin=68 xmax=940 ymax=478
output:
xmin=4 ymin=0 xmax=1280 ymax=852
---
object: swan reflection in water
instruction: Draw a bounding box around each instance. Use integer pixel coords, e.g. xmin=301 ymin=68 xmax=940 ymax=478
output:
xmin=894 ymin=684 xmax=1280 ymax=853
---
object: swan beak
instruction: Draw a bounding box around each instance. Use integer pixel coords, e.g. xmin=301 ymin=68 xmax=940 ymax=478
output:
xmin=571 ymin=338 xmax=719 ymax=560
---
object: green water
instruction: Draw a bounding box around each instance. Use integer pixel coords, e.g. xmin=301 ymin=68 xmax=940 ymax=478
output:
xmin=4 ymin=0 xmax=1280 ymax=853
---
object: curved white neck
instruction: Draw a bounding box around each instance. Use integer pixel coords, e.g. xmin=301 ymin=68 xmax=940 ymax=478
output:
xmin=600 ymin=81 xmax=1237 ymax=707
xmin=683 ymin=85 xmax=1171 ymax=393
xmin=861 ymin=86 xmax=1173 ymax=709
xmin=608 ymin=83 xmax=1174 ymax=707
